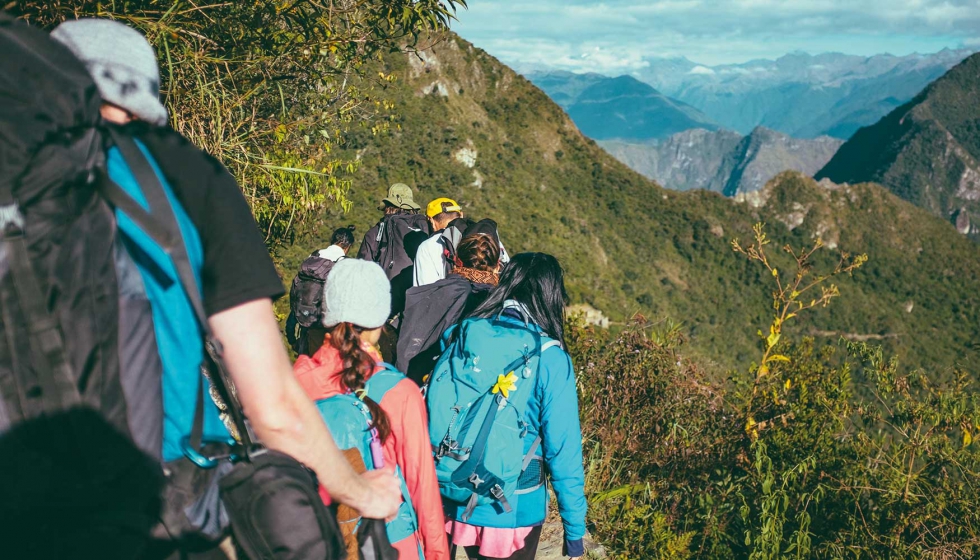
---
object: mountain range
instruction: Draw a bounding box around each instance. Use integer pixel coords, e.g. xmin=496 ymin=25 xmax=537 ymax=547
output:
xmin=532 ymin=72 xmax=717 ymax=140
xmin=600 ymin=127 xmax=842 ymax=195
xmin=297 ymin=33 xmax=980 ymax=372
xmin=817 ymin=52 xmax=980 ymax=239
xmin=529 ymin=48 xmax=973 ymax=140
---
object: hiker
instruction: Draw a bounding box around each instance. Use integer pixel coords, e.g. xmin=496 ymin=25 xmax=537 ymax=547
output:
xmin=31 ymin=17 xmax=401 ymax=555
xmin=413 ymin=198 xmax=465 ymax=287
xmin=294 ymin=259 xmax=450 ymax=560
xmin=427 ymin=253 xmax=587 ymax=560
xmin=462 ymin=217 xmax=512 ymax=266
xmin=357 ymin=182 xmax=423 ymax=262
xmin=358 ymin=183 xmax=430 ymax=319
xmin=397 ymin=231 xmax=502 ymax=384
xmin=287 ymin=225 xmax=356 ymax=355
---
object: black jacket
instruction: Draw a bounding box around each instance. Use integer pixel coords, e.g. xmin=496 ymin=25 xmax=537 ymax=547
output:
xmin=396 ymin=276 xmax=493 ymax=384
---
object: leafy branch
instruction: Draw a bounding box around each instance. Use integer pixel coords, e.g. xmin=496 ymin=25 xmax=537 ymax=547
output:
xmin=732 ymin=223 xmax=867 ymax=435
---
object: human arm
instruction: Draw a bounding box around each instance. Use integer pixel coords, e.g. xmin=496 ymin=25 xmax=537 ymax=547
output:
xmin=538 ymin=349 xmax=587 ymax=558
xmin=383 ymin=379 xmax=450 ymax=560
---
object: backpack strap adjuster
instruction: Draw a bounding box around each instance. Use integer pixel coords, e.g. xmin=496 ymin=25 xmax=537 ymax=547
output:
xmin=0 ymin=203 xmax=24 ymax=235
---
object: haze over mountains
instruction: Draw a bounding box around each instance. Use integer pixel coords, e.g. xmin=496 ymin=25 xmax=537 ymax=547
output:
xmin=532 ymin=73 xmax=717 ymax=141
xmin=525 ymin=48 xmax=974 ymax=199
xmin=530 ymin=48 xmax=973 ymax=140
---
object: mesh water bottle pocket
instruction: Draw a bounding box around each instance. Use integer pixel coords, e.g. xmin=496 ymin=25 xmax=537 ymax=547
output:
xmin=515 ymin=457 xmax=545 ymax=494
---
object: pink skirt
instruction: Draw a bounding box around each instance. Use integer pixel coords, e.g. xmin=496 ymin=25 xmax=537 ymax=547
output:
xmin=446 ymin=520 xmax=535 ymax=558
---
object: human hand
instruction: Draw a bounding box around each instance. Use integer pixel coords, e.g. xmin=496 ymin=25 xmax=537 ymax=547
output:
xmin=352 ymin=467 xmax=402 ymax=519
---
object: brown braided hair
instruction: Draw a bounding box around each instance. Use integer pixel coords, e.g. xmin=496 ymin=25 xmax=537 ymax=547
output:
xmin=456 ymin=233 xmax=500 ymax=271
xmin=328 ymin=322 xmax=392 ymax=443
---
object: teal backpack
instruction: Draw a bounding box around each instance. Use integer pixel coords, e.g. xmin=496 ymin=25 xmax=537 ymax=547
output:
xmin=426 ymin=308 xmax=560 ymax=520
xmin=314 ymin=365 xmax=421 ymax=552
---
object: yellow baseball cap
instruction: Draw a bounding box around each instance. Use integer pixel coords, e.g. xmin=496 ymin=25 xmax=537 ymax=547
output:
xmin=426 ymin=197 xmax=462 ymax=218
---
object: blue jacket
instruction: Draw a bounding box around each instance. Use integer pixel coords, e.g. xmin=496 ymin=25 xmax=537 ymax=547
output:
xmin=444 ymin=313 xmax=587 ymax=556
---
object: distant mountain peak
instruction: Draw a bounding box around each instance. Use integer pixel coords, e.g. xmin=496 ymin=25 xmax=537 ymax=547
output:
xmin=528 ymin=72 xmax=717 ymax=141
xmin=818 ymin=52 xmax=980 ymax=236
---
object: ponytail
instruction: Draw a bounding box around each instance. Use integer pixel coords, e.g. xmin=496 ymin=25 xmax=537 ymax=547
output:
xmin=330 ymin=225 xmax=357 ymax=249
xmin=328 ymin=322 xmax=392 ymax=443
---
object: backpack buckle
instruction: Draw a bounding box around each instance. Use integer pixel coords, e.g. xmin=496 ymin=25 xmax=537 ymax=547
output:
xmin=491 ymin=484 xmax=513 ymax=513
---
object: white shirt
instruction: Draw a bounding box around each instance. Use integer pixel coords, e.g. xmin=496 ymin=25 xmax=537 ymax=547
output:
xmin=316 ymin=244 xmax=347 ymax=262
xmin=413 ymin=233 xmax=447 ymax=287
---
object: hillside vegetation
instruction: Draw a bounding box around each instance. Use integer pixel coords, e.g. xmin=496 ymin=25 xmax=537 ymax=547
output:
xmin=295 ymin=34 xmax=980 ymax=373
xmin=818 ymin=53 xmax=980 ymax=238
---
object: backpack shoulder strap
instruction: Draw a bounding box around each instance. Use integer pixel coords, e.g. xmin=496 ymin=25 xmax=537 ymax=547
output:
xmin=98 ymin=129 xmax=253 ymax=455
xmin=365 ymin=363 xmax=408 ymax=401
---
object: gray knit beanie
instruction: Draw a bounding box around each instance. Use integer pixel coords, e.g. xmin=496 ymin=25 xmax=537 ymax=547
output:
xmin=51 ymin=19 xmax=168 ymax=126
xmin=322 ymin=259 xmax=391 ymax=329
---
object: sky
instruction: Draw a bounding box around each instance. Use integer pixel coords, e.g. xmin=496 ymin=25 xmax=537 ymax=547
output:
xmin=451 ymin=0 xmax=980 ymax=73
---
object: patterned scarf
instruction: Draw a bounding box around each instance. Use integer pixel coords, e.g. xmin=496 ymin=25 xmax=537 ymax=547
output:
xmin=453 ymin=266 xmax=499 ymax=286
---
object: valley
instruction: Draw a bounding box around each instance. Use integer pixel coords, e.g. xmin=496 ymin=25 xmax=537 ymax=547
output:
xmin=309 ymin=33 xmax=980 ymax=374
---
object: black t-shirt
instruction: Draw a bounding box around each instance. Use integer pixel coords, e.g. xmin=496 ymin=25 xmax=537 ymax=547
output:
xmin=132 ymin=125 xmax=285 ymax=315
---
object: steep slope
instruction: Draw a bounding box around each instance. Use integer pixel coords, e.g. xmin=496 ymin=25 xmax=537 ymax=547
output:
xmin=599 ymin=129 xmax=742 ymax=191
xmin=817 ymin=53 xmax=980 ymax=237
xmin=304 ymin=34 xmax=980 ymax=372
xmin=634 ymin=49 xmax=973 ymax=139
xmin=530 ymin=73 xmax=718 ymax=141
xmin=599 ymin=127 xmax=841 ymax=195
xmin=717 ymin=127 xmax=843 ymax=196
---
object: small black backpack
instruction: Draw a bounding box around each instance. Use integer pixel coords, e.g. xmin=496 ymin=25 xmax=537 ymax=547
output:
xmin=289 ymin=253 xmax=341 ymax=328
xmin=375 ymin=213 xmax=431 ymax=281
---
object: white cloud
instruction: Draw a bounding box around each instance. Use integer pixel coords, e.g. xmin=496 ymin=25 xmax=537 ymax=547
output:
xmin=452 ymin=0 xmax=980 ymax=69
xmin=689 ymin=65 xmax=716 ymax=75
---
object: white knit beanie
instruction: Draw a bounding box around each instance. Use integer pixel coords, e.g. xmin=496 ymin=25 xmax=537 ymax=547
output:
xmin=51 ymin=19 xmax=168 ymax=126
xmin=322 ymin=259 xmax=391 ymax=329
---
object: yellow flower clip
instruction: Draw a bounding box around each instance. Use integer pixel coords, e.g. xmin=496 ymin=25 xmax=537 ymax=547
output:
xmin=492 ymin=371 xmax=519 ymax=399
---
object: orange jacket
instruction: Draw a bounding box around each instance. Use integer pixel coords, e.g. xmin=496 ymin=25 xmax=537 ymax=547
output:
xmin=294 ymin=341 xmax=449 ymax=560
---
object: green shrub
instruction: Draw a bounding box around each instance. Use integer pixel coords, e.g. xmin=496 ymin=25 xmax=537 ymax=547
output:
xmin=573 ymin=226 xmax=980 ymax=558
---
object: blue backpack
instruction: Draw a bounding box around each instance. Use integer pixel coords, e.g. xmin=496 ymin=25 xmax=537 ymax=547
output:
xmin=314 ymin=365 xmax=421 ymax=552
xmin=426 ymin=308 xmax=561 ymax=520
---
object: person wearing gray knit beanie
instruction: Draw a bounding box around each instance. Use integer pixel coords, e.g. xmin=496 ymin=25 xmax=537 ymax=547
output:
xmin=322 ymin=259 xmax=392 ymax=330
xmin=51 ymin=18 xmax=168 ymax=126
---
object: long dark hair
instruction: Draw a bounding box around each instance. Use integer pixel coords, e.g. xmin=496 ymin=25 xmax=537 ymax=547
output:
xmin=327 ymin=322 xmax=391 ymax=443
xmin=470 ymin=252 xmax=569 ymax=345
xmin=330 ymin=225 xmax=356 ymax=249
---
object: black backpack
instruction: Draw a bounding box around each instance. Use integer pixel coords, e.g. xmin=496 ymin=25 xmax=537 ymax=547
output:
xmin=290 ymin=253 xmax=341 ymax=328
xmin=374 ymin=213 xmax=431 ymax=281
xmin=0 ymin=17 xmax=346 ymax=558
xmin=0 ymin=14 xmax=166 ymax=557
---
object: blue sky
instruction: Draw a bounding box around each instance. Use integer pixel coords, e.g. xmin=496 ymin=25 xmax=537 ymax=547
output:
xmin=452 ymin=0 xmax=980 ymax=72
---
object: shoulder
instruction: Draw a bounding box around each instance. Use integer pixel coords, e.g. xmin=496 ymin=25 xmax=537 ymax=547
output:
xmin=416 ymin=235 xmax=443 ymax=256
xmin=538 ymin=340 xmax=573 ymax=383
xmin=374 ymin=374 xmax=424 ymax=409
xmin=135 ymin=125 xmax=230 ymax=179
